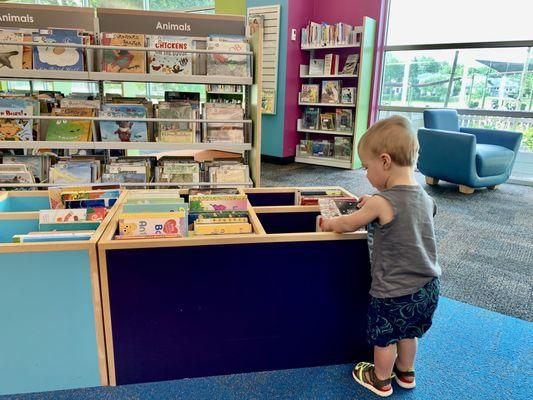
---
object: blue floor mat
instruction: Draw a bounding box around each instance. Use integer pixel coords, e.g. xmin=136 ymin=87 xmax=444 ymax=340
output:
xmin=3 ymin=297 xmax=531 ymax=400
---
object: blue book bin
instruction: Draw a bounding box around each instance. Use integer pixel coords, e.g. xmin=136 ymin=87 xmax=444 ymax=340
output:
xmin=0 ymin=191 xmax=118 ymax=395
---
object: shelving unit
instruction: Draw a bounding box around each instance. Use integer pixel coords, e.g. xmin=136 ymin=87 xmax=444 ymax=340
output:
xmin=0 ymin=3 xmax=263 ymax=188
xmin=296 ymin=17 xmax=376 ymax=169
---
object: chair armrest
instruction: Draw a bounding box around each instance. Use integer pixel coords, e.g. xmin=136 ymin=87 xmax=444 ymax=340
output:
xmin=417 ymin=128 xmax=477 ymax=183
xmin=460 ymin=127 xmax=523 ymax=152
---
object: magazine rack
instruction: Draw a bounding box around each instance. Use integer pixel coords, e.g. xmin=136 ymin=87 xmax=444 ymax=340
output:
xmin=0 ymin=3 xmax=263 ymax=188
xmin=97 ymin=186 xmax=372 ymax=386
xmin=0 ymin=190 xmax=125 ymax=395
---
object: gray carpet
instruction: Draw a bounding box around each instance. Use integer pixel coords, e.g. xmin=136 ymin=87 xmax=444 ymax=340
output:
xmin=260 ymin=162 xmax=533 ymax=322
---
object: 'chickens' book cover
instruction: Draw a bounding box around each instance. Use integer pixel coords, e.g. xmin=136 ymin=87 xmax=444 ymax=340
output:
xmin=148 ymin=35 xmax=192 ymax=75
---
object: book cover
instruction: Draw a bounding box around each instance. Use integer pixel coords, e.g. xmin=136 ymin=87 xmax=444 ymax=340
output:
xmin=321 ymin=80 xmax=341 ymax=103
xmin=320 ymin=113 xmax=336 ymax=130
xmin=309 ymin=58 xmax=324 ymax=75
xmin=2 ymin=155 xmax=49 ymax=182
xmin=335 ymin=109 xmax=353 ymax=132
xmin=39 ymin=208 xmax=104 ymax=224
xmin=204 ymin=103 xmax=244 ymax=143
xmin=0 ymin=32 xmax=23 ymax=70
xmin=189 ymin=194 xmax=248 ymax=212
xmin=102 ymin=32 xmax=145 ymax=73
xmin=334 ymin=137 xmax=352 ymax=160
xmin=0 ymin=99 xmax=34 ymax=141
xmin=158 ymin=162 xmax=200 ymax=183
xmin=61 ymin=189 xmax=121 ymax=202
xmin=298 ymin=139 xmax=313 ymax=156
xmin=50 ymin=163 xmax=94 ymax=184
xmin=46 ymin=108 xmax=94 ymax=141
xmin=99 ymin=104 xmax=148 ymax=142
xmin=195 ymin=217 xmax=248 ymax=224
xmin=123 ymin=203 xmax=188 ymax=214
xmin=302 ymin=107 xmax=319 ymax=130
xmin=148 ymin=35 xmax=192 ymax=75
xmin=312 ymin=140 xmax=333 ymax=157
xmin=119 ymin=211 xmax=186 ymax=237
xmin=157 ymin=101 xmax=194 ymax=143
xmin=33 ymin=29 xmax=84 ymax=71
xmin=65 ymin=198 xmax=117 ymax=209
xmin=300 ymin=84 xmax=319 ymax=103
xmin=0 ymin=171 xmax=34 ymax=184
xmin=39 ymin=221 xmax=101 ymax=232
xmin=340 ymin=54 xmax=359 ymax=75
xmin=13 ymin=232 xmax=93 ymax=243
xmin=194 ymin=222 xmax=252 ymax=235
xmin=206 ymin=39 xmax=249 ymax=77
xmin=341 ymin=87 xmax=356 ymax=104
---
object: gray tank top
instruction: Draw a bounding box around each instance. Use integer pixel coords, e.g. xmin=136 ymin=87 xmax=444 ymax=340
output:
xmin=366 ymin=185 xmax=441 ymax=298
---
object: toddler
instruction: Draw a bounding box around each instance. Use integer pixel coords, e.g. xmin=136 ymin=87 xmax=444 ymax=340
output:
xmin=321 ymin=116 xmax=441 ymax=397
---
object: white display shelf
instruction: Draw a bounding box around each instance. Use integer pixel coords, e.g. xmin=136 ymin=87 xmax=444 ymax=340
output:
xmin=301 ymin=43 xmax=360 ymax=50
xmin=0 ymin=69 xmax=253 ymax=85
xmin=89 ymin=72 xmax=253 ymax=85
xmin=295 ymin=156 xmax=352 ymax=169
xmin=300 ymin=73 xmax=357 ymax=79
xmin=0 ymin=181 xmax=254 ymax=188
xmin=0 ymin=115 xmax=252 ymax=124
xmin=298 ymin=101 xmax=356 ymax=108
xmin=0 ymin=141 xmax=251 ymax=152
xmin=206 ymin=91 xmax=244 ymax=95
xmin=297 ymin=128 xmax=353 ymax=137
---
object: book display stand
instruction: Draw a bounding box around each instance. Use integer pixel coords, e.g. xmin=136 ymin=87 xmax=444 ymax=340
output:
xmin=0 ymin=190 xmax=125 ymax=395
xmin=296 ymin=17 xmax=376 ymax=169
xmin=97 ymin=186 xmax=372 ymax=386
xmin=0 ymin=3 xmax=263 ymax=188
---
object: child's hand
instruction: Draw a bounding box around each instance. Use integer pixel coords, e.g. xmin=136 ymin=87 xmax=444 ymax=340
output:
xmin=357 ymin=194 xmax=372 ymax=208
xmin=320 ymin=217 xmax=333 ymax=232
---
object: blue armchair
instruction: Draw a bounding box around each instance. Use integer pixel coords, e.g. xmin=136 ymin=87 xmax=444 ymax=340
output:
xmin=417 ymin=109 xmax=523 ymax=193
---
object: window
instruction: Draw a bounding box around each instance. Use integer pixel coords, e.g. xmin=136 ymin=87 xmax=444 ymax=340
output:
xmin=379 ymin=0 xmax=533 ymax=182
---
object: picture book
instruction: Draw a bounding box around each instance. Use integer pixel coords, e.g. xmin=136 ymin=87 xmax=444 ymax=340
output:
xmin=302 ymin=107 xmax=319 ymax=130
xmin=119 ymin=211 xmax=187 ymax=237
xmin=298 ymin=139 xmax=313 ymax=156
xmin=33 ymin=29 xmax=84 ymax=71
xmin=188 ymin=210 xmax=249 ymax=229
xmin=122 ymin=203 xmax=188 ymax=214
xmin=61 ymin=99 xmax=100 ymax=109
xmin=39 ymin=207 xmax=106 ymax=224
xmin=261 ymin=88 xmax=275 ymax=114
xmin=0 ymin=163 xmax=27 ymax=172
xmin=0 ymin=32 xmax=23 ymax=70
xmin=189 ymin=194 xmax=248 ymax=213
xmin=148 ymin=35 xmax=192 ymax=75
xmin=309 ymin=58 xmax=324 ymax=75
xmin=334 ymin=137 xmax=352 ymax=160
xmin=13 ymin=231 xmax=94 ymax=243
xmin=335 ymin=109 xmax=353 ymax=132
xmin=323 ymin=54 xmax=339 ymax=75
xmin=157 ymin=162 xmax=200 ymax=183
xmin=209 ymin=164 xmax=249 ymax=184
xmin=0 ymin=98 xmax=34 ymax=141
xmin=65 ymin=198 xmax=117 ymax=209
xmin=193 ymin=222 xmax=252 ymax=235
xmin=300 ymin=84 xmax=319 ymax=103
xmin=49 ymin=163 xmax=94 ymax=184
xmin=46 ymin=108 xmax=94 ymax=141
xmin=39 ymin=220 xmax=101 ymax=232
xmin=48 ymin=184 xmax=120 ymax=209
xmin=206 ymin=39 xmax=249 ymax=77
xmin=61 ymin=189 xmax=121 ymax=202
xmin=320 ymin=113 xmax=336 ymax=131
xmin=2 ymin=155 xmax=50 ymax=182
xmin=341 ymin=87 xmax=356 ymax=104
xmin=340 ymin=54 xmax=359 ymax=75
xmin=0 ymin=171 xmax=34 ymax=184
xmin=312 ymin=140 xmax=334 ymax=158
xmin=99 ymin=104 xmax=148 ymax=142
xmin=204 ymin=103 xmax=244 ymax=143
xmin=157 ymin=101 xmax=194 ymax=143
xmin=102 ymin=32 xmax=146 ymax=73
xmin=195 ymin=217 xmax=248 ymax=224
xmin=114 ymin=234 xmax=180 ymax=240
xmin=321 ymin=80 xmax=341 ymax=104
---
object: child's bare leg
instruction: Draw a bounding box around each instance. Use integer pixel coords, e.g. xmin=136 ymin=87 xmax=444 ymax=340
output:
xmin=373 ymin=344 xmax=397 ymax=387
xmin=396 ymin=338 xmax=417 ymax=381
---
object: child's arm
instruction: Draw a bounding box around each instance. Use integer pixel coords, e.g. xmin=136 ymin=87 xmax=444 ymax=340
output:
xmin=321 ymin=195 xmax=389 ymax=233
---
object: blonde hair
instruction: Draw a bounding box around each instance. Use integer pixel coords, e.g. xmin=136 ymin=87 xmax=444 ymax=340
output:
xmin=357 ymin=115 xmax=419 ymax=167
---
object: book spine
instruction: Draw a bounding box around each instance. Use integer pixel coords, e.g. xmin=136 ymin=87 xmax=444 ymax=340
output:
xmin=194 ymin=223 xmax=252 ymax=235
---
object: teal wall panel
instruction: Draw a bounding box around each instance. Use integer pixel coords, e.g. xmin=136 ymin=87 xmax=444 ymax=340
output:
xmin=0 ymin=196 xmax=49 ymax=212
xmin=0 ymin=250 xmax=101 ymax=395
xmin=247 ymin=0 xmax=288 ymax=158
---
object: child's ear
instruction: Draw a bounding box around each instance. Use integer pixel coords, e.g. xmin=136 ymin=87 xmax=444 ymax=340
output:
xmin=379 ymin=153 xmax=392 ymax=169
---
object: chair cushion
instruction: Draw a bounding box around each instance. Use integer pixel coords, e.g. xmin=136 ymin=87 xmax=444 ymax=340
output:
xmin=475 ymin=144 xmax=515 ymax=177
xmin=424 ymin=109 xmax=460 ymax=132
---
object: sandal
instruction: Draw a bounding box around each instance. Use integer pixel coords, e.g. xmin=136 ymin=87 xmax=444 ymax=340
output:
xmin=393 ymin=365 xmax=416 ymax=389
xmin=352 ymin=362 xmax=393 ymax=397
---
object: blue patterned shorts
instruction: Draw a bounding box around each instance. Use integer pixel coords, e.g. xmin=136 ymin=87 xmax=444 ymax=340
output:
xmin=367 ymin=278 xmax=440 ymax=347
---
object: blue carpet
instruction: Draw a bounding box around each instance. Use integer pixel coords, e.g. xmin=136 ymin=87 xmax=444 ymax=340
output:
xmin=2 ymin=297 xmax=531 ymax=400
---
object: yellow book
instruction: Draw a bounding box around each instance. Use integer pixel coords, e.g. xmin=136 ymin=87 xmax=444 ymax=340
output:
xmin=195 ymin=217 xmax=249 ymax=224
xmin=194 ymin=222 xmax=252 ymax=235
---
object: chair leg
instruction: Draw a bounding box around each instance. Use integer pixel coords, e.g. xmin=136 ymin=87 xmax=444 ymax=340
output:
xmin=425 ymin=176 xmax=439 ymax=186
xmin=459 ymin=185 xmax=475 ymax=194
xmin=488 ymin=185 xmax=499 ymax=190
